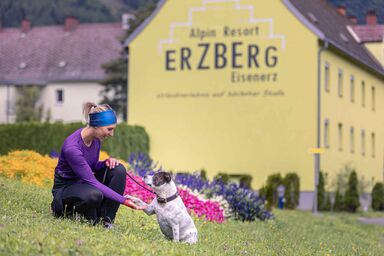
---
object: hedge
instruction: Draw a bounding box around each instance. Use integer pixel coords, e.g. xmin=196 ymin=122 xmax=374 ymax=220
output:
xmin=0 ymin=122 xmax=149 ymax=160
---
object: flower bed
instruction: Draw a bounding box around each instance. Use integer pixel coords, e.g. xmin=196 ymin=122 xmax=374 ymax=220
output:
xmin=124 ymin=171 xmax=226 ymax=223
xmin=128 ymin=153 xmax=273 ymax=221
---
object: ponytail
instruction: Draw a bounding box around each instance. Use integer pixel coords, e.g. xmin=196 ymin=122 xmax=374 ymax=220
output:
xmin=83 ymin=102 xmax=114 ymax=125
xmin=83 ymin=102 xmax=96 ymax=123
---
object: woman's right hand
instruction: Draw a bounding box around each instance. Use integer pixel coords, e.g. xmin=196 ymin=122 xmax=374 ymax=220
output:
xmin=123 ymin=199 xmax=147 ymax=210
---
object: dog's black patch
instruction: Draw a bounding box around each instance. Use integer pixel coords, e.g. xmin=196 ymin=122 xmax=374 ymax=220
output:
xmin=153 ymin=172 xmax=172 ymax=187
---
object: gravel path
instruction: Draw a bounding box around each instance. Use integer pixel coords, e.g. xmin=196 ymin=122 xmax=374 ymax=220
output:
xmin=358 ymin=217 xmax=384 ymax=226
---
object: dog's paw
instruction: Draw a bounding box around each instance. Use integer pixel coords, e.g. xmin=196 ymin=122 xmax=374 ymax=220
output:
xmin=124 ymin=195 xmax=148 ymax=207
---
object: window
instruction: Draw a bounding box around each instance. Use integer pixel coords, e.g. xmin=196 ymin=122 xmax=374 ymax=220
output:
xmin=361 ymin=81 xmax=366 ymax=107
xmin=371 ymin=132 xmax=375 ymax=158
xmin=56 ymin=89 xmax=64 ymax=104
xmin=361 ymin=130 xmax=366 ymax=156
xmin=338 ymin=123 xmax=343 ymax=151
xmin=338 ymin=69 xmax=343 ymax=97
xmin=371 ymin=86 xmax=375 ymax=111
xmin=324 ymin=63 xmax=330 ymax=92
xmin=350 ymin=76 xmax=355 ymax=102
xmin=350 ymin=127 xmax=355 ymax=154
xmin=324 ymin=119 xmax=330 ymax=148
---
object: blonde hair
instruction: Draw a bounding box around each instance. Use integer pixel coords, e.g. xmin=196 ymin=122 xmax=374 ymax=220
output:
xmin=83 ymin=102 xmax=113 ymax=124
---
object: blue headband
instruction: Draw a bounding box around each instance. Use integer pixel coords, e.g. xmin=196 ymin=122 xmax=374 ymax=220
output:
xmin=89 ymin=110 xmax=117 ymax=127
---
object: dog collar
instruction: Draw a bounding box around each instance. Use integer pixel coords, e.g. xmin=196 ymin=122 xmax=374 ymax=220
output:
xmin=157 ymin=191 xmax=179 ymax=204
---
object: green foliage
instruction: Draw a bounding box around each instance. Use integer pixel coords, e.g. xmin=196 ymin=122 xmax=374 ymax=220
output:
xmin=2 ymin=176 xmax=384 ymax=255
xmin=344 ymin=171 xmax=360 ymax=212
xmin=371 ymin=182 xmax=384 ymax=211
xmin=324 ymin=192 xmax=332 ymax=211
xmin=215 ymin=173 xmax=230 ymax=184
xmin=333 ymin=187 xmax=344 ymax=212
xmin=0 ymin=123 xmax=149 ymax=160
xmin=15 ymin=85 xmax=44 ymax=122
xmin=317 ymin=171 xmax=326 ymax=211
xmin=99 ymin=2 xmax=157 ymax=120
xmin=264 ymin=173 xmax=283 ymax=210
xmin=282 ymin=173 xmax=300 ymax=209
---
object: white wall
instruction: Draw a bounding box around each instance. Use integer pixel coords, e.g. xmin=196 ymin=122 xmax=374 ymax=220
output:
xmin=39 ymin=82 xmax=105 ymax=123
xmin=0 ymin=82 xmax=105 ymax=124
xmin=0 ymin=85 xmax=17 ymax=123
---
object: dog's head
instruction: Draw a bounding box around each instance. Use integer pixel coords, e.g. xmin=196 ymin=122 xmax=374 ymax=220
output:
xmin=144 ymin=172 xmax=175 ymax=195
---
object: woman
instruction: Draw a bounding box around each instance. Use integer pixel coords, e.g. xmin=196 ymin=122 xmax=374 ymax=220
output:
xmin=51 ymin=103 xmax=145 ymax=227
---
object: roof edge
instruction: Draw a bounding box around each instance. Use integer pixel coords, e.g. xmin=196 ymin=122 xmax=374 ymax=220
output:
xmin=124 ymin=0 xmax=167 ymax=47
xmin=282 ymin=0 xmax=325 ymax=40
xmin=284 ymin=0 xmax=383 ymax=78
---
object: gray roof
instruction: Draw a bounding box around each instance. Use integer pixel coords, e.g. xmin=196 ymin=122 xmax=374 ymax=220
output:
xmin=125 ymin=0 xmax=383 ymax=78
xmin=285 ymin=0 xmax=383 ymax=77
xmin=0 ymin=23 xmax=124 ymax=85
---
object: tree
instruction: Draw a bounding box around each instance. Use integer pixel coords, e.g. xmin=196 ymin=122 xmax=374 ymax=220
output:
xmin=15 ymin=85 xmax=43 ymax=122
xmin=99 ymin=2 xmax=157 ymax=121
xmin=333 ymin=187 xmax=344 ymax=211
xmin=283 ymin=172 xmax=300 ymax=209
xmin=317 ymin=171 xmax=326 ymax=211
xmin=344 ymin=170 xmax=360 ymax=212
xmin=371 ymin=182 xmax=384 ymax=211
xmin=264 ymin=173 xmax=283 ymax=210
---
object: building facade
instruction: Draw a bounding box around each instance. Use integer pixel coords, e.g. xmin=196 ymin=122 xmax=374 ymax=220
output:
xmin=0 ymin=17 xmax=125 ymax=123
xmin=125 ymin=0 xmax=383 ymax=209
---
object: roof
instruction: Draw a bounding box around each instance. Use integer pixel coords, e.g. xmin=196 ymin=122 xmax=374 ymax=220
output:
xmin=0 ymin=23 xmax=124 ymax=85
xmin=352 ymin=25 xmax=384 ymax=43
xmin=285 ymin=0 xmax=383 ymax=77
xmin=125 ymin=0 xmax=383 ymax=78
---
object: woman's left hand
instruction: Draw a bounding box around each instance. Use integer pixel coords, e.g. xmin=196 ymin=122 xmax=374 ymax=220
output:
xmin=105 ymin=157 xmax=119 ymax=169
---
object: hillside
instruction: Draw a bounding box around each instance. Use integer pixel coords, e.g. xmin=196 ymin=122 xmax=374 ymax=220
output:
xmin=1 ymin=175 xmax=384 ymax=255
xmin=1 ymin=0 xmax=382 ymax=28
xmin=328 ymin=0 xmax=384 ymax=24
xmin=0 ymin=0 xmax=158 ymax=27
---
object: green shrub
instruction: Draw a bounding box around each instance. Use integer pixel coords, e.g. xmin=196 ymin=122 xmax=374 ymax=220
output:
xmin=344 ymin=171 xmax=360 ymax=212
xmin=324 ymin=192 xmax=332 ymax=211
xmin=333 ymin=187 xmax=344 ymax=212
xmin=0 ymin=122 xmax=149 ymax=160
xmin=317 ymin=171 xmax=326 ymax=211
xmin=371 ymin=182 xmax=384 ymax=211
xmin=283 ymin=173 xmax=300 ymax=209
xmin=264 ymin=173 xmax=283 ymax=210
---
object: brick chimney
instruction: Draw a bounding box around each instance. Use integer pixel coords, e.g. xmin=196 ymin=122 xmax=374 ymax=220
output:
xmin=348 ymin=15 xmax=358 ymax=24
xmin=337 ymin=6 xmax=346 ymax=16
xmin=366 ymin=10 xmax=377 ymax=25
xmin=21 ymin=19 xmax=31 ymax=33
xmin=64 ymin=16 xmax=79 ymax=31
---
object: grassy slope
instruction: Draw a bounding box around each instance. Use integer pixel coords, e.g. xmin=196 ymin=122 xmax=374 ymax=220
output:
xmin=0 ymin=176 xmax=383 ymax=255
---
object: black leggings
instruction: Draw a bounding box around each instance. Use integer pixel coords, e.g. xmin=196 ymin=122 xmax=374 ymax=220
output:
xmin=60 ymin=164 xmax=126 ymax=224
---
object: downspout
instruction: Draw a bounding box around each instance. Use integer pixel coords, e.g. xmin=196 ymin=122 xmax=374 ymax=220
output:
xmin=313 ymin=40 xmax=328 ymax=214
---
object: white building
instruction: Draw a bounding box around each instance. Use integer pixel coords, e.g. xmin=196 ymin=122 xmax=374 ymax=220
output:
xmin=0 ymin=17 xmax=125 ymax=123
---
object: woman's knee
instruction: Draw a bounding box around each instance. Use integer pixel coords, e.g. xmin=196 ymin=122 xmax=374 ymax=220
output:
xmin=111 ymin=164 xmax=126 ymax=178
xmin=83 ymin=189 xmax=103 ymax=207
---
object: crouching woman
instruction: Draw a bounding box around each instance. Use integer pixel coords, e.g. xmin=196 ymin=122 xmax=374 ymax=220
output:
xmin=51 ymin=102 xmax=145 ymax=227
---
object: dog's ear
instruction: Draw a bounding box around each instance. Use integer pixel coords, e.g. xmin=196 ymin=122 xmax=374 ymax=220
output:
xmin=164 ymin=172 xmax=172 ymax=183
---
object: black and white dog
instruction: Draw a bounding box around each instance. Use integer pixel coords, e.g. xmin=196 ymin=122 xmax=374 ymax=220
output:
xmin=127 ymin=172 xmax=198 ymax=244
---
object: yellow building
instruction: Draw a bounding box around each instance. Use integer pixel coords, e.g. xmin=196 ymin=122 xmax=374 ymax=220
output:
xmin=125 ymin=0 xmax=383 ymax=209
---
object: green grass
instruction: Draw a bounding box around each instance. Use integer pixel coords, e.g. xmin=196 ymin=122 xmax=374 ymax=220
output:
xmin=1 ymin=176 xmax=383 ymax=255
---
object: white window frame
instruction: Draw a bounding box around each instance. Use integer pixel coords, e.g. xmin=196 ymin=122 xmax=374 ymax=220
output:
xmin=338 ymin=123 xmax=343 ymax=151
xmin=350 ymin=127 xmax=355 ymax=154
xmin=324 ymin=119 xmax=330 ymax=148
xmin=338 ymin=69 xmax=343 ymax=97
xmin=324 ymin=62 xmax=330 ymax=93
xmin=350 ymin=75 xmax=355 ymax=102
xmin=55 ymin=89 xmax=64 ymax=104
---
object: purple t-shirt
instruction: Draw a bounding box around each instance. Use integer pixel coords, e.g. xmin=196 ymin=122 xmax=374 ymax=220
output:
xmin=55 ymin=128 xmax=126 ymax=204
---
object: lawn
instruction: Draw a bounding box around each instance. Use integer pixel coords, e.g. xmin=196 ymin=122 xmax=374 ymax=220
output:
xmin=0 ymin=176 xmax=383 ymax=255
